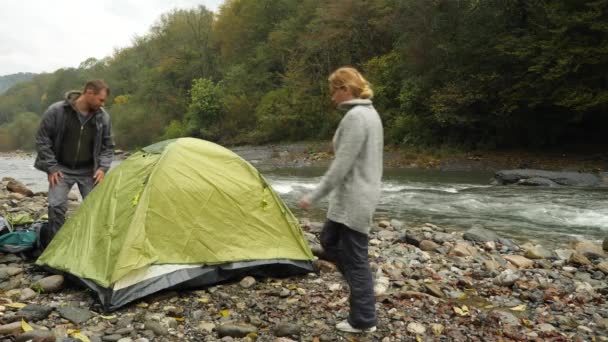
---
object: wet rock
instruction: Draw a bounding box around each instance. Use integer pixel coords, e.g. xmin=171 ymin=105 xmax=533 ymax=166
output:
xmin=8 ymin=192 xmax=25 ymax=200
xmin=7 ymin=180 xmax=34 ymax=197
xmin=35 ymin=275 xmax=64 ymax=293
xmin=569 ymin=252 xmax=591 ymax=266
xmin=463 ymin=227 xmax=499 ymax=243
xmin=14 ymin=305 xmax=52 ymax=322
xmin=239 ymin=276 xmax=256 ymax=288
xmin=603 ymin=237 xmax=608 ymax=252
xmin=20 ymin=288 xmax=37 ymax=301
xmin=102 ymin=335 xmax=122 ymax=342
xmin=449 ymin=242 xmax=477 ymax=257
xmin=58 ymin=306 xmax=92 ymax=324
xmin=378 ymin=220 xmax=391 ymax=228
xmin=4 ymin=266 xmax=24 ymax=276
xmin=402 ymin=232 xmax=423 ymax=247
xmin=143 ymin=321 xmax=167 ymax=336
xmin=432 ymin=232 xmax=455 ymax=244
xmin=424 ymin=283 xmax=445 ymax=298
xmin=597 ymin=261 xmax=608 ymax=274
xmin=419 ymin=240 xmax=439 ymax=252
xmin=274 ymin=322 xmax=301 ymax=337
xmin=488 ymin=310 xmax=520 ymax=327
xmin=504 ymin=255 xmax=534 ymax=268
xmin=572 ymin=240 xmax=605 ymax=258
xmin=494 ymin=269 xmax=520 ymax=286
xmin=537 ymin=323 xmax=557 ymax=333
xmin=198 ymin=322 xmax=215 ymax=333
xmin=555 ymin=249 xmax=574 ymax=261
xmin=15 ymin=330 xmax=56 ymax=342
xmin=407 ymin=322 xmax=426 ymax=335
xmin=0 ymin=321 xmax=23 ymax=334
xmin=217 ymin=324 xmax=257 ymax=338
xmin=524 ymin=245 xmax=553 ymax=259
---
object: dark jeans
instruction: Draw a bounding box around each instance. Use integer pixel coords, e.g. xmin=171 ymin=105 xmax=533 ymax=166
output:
xmin=321 ymin=219 xmax=377 ymax=329
xmin=47 ymin=167 xmax=94 ymax=242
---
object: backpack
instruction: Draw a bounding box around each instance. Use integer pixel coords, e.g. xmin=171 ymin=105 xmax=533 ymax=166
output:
xmin=0 ymin=218 xmax=49 ymax=257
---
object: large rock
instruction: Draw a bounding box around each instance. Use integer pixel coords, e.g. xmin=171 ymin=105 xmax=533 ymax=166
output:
xmin=419 ymin=240 xmax=440 ymax=252
xmin=494 ymin=269 xmax=520 ymax=286
xmin=217 ymin=324 xmax=257 ymax=338
xmin=144 ymin=320 xmax=168 ymax=336
xmin=0 ymin=322 xmax=22 ymax=334
xmin=494 ymin=169 xmax=606 ymax=187
xmin=524 ymin=245 xmax=554 ymax=259
xmin=596 ymin=261 xmax=608 ymax=274
xmin=58 ymin=306 xmax=92 ymax=324
xmin=569 ymin=252 xmax=591 ymax=266
xmin=34 ymin=275 xmax=64 ymax=293
xmin=488 ymin=310 xmax=520 ymax=327
xmin=407 ymin=322 xmax=426 ymax=335
xmin=274 ymin=322 xmax=301 ymax=337
xmin=6 ymin=180 xmax=34 ymax=197
xmin=503 ymin=255 xmax=534 ymax=269
xmin=239 ymin=276 xmax=256 ymax=289
xmin=449 ymin=242 xmax=477 ymax=257
xmin=572 ymin=240 xmax=605 ymax=258
xmin=463 ymin=227 xmax=499 ymax=243
xmin=424 ymin=283 xmax=445 ymax=298
xmin=15 ymin=330 xmax=56 ymax=342
xmin=15 ymin=305 xmax=53 ymax=322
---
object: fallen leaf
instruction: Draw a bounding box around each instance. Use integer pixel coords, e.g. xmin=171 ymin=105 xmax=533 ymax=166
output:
xmin=220 ymin=309 xmax=229 ymax=317
xmin=175 ymin=317 xmax=185 ymax=322
xmin=5 ymin=303 xmax=26 ymax=309
xmin=21 ymin=319 xmax=33 ymax=332
xmin=99 ymin=315 xmax=116 ymax=320
xmin=510 ymin=304 xmax=527 ymax=312
xmin=453 ymin=305 xmax=470 ymax=316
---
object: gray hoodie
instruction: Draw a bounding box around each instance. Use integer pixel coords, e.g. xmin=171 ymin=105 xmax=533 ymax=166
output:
xmin=308 ymin=99 xmax=383 ymax=234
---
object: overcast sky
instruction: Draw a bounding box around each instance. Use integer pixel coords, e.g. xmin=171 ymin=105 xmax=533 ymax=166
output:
xmin=0 ymin=0 xmax=224 ymax=76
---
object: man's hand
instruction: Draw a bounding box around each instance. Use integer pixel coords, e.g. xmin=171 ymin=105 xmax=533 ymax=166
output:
xmin=298 ymin=196 xmax=312 ymax=210
xmin=93 ymin=169 xmax=105 ymax=185
xmin=48 ymin=171 xmax=63 ymax=188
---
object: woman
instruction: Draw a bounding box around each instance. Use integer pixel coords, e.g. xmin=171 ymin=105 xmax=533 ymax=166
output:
xmin=299 ymin=67 xmax=383 ymax=333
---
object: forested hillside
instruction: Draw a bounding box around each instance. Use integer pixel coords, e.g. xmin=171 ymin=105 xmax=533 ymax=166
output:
xmin=1 ymin=0 xmax=606 ymax=151
xmin=0 ymin=73 xmax=36 ymax=94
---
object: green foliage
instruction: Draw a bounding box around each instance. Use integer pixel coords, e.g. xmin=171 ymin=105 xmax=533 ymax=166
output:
xmin=0 ymin=112 xmax=40 ymax=151
xmin=184 ymin=78 xmax=223 ymax=140
xmin=0 ymin=0 xmax=606 ymax=150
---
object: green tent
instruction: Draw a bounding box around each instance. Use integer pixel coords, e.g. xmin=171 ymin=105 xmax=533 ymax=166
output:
xmin=36 ymin=138 xmax=314 ymax=310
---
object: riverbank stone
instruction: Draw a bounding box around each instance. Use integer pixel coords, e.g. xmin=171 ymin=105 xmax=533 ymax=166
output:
xmin=463 ymin=227 xmax=499 ymax=243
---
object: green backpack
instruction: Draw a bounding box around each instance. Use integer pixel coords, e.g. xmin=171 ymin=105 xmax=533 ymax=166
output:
xmin=0 ymin=217 xmax=45 ymax=254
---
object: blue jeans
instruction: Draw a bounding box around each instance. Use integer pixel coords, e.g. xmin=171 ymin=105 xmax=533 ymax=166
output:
xmin=46 ymin=166 xmax=94 ymax=242
xmin=321 ymin=220 xmax=377 ymax=329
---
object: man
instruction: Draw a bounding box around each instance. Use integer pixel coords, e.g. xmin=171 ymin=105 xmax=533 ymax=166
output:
xmin=34 ymin=80 xmax=114 ymax=245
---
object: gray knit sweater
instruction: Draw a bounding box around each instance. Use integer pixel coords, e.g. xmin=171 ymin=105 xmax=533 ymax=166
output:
xmin=308 ymin=99 xmax=383 ymax=234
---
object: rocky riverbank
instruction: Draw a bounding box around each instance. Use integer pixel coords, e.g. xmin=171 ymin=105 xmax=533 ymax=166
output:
xmin=0 ymin=177 xmax=607 ymax=341
xmin=4 ymin=142 xmax=608 ymax=172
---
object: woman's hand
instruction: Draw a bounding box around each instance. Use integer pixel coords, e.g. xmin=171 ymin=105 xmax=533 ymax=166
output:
xmin=298 ymin=196 xmax=312 ymax=210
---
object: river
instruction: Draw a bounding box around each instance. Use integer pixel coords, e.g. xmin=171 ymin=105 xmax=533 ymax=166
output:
xmin=1 ymin=156 xmax=606 ymax=246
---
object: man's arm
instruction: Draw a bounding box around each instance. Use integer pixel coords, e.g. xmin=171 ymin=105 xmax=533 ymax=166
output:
xmin=97 ymin=113 xmax=115 ymax=173
xmin=35 ymin=107 xmax=60 ymax=174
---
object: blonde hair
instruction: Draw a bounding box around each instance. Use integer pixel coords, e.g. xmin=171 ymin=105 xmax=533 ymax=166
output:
xmin=328 ymin=67 xmax=373 ymax=99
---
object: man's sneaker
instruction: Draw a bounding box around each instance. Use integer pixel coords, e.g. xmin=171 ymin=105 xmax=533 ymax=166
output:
xmin=336 ymin=320 xmax=376 ymax=333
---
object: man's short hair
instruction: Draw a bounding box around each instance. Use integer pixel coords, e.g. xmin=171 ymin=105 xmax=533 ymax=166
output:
xmin=83 ymin=80 xmax=110 ymax=96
